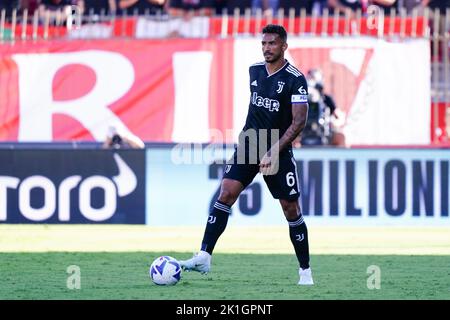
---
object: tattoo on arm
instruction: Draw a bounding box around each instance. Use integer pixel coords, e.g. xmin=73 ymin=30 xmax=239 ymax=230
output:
xmin=276 ymin=103 xmax=308 ymax=153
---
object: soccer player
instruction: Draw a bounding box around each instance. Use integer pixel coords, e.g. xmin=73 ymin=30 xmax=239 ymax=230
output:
xmin=180 ymin=24 xmax=313 ymax=285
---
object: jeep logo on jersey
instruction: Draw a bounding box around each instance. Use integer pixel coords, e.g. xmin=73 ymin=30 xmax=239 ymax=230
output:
xmin=252 ymin=92 xmax=280 ymax=112
xmin=0 ymin=150 xmax=145 ymax=224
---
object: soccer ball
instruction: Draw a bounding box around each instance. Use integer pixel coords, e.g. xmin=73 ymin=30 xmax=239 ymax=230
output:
xmin=149 ymin=256 xmax=182 ymax=285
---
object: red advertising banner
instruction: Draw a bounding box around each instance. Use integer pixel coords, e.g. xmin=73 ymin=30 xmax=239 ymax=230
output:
xmin=0 ymin=36 xmax=431 ymax=145
xmin=0 ymin=38 xmax=234 ymax=142
xmin=431 ymin=102 xmax=450 ymax=145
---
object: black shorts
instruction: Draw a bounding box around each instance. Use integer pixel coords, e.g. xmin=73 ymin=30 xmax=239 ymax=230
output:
xmin=223 ymin=148 xmax=301 ymax=201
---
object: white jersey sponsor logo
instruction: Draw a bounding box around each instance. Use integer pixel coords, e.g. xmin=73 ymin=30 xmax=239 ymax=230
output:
xmin=252 ymin=92 xmax=280 ymax=112
xmin=291 ymin=94 xmax=308 ymax=103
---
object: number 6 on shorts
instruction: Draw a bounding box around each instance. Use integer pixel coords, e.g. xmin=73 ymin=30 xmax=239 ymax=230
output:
xmin=286 ymin=172 xmax=295 ymax=187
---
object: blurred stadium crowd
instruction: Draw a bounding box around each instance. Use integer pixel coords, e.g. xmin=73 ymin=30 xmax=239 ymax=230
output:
xmin=0 ymin=0 xmax=448 ymax=18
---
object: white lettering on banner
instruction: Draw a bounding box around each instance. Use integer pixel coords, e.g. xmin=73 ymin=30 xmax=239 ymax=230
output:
xmin=0 ymin=154 xmax=135 ymax=222
xmin=112 ymin=153 xmax=137 ymax=197
xmin=171 ymin=51 xmax=213 ymax=143
xmin=79 ymin=176 xmax=117 ymax=221
xmin=0 ymin=177 xmax=20 ymax=220
xmin=19 ymin=176 xmax=56 ymax=221
xmin=12 ymin=51 xmax=135 ymax=142
xmin=58 ymin=176 xmax=82 ymax=222
xmin=146 ymin=148 xmax=450 ymax=226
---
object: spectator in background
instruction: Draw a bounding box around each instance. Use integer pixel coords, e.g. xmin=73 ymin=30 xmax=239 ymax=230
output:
xmin=225 ymin=0 xmax=252 ymax=15
xmin=307 ymin=69 xmax=346 ymax=147
xmin=79 ymin=0 xmax=117 ymax=16
xmin=251 ymin=0 xmax=279 ymax=16
xmin=102 ymin=125 xmax=145 ymax=149
xmin=423 ymin=0 xmax=450 ymax=14
xmin=371 ymin=0 xmax=398 ymax=12
xmin=20 ymin=0 xmax=40 ymax=14
xmin=279 ymin=0 xmax=314 ymax=15
xmin=214 ymin=0 xmax=227 ymax=14
xmin=327 ymin=0 xmax=398 ymax=14
xmin=327 ymin=0 xmax=363 ymax=13
xmin=166 ymin=0 xmax=215 ymax=17
xmin=118 ymin=0 xmax=166 ymax=15
xmin=0 ymin=0 xmax=20 ymax=17
xmin=310 ymin=0 xmax=330 ymax=14
xmin=397 ymin=0 xmax=423 ymax=13
xmin=294 ymin=68 xmax=346 ymax=147
xmin=38 ymin=0 xmax=82 ymax=23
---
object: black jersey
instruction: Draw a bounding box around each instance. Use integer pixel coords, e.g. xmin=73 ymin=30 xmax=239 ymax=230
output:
xmin=241 ymin=60 xmax=308 ymax=155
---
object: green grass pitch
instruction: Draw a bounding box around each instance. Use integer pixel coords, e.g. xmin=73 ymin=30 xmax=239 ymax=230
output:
xmin=1 ymin=252 xmax=449 ymax=299
xmin=0 ymin=225 xmax=449 ymax=300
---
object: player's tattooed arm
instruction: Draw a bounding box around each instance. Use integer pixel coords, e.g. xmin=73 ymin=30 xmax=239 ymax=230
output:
xmin=260 ymin=102 xmax=308 ymax=172
xmin=276 ymin=102 xmax=309 ymax=152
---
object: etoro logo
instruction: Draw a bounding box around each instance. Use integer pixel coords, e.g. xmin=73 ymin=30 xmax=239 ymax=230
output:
xmin=0 ymin=153 xmax=137 ymax=222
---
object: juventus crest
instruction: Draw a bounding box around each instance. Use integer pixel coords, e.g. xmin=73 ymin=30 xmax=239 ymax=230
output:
xmin=276 ymin=81 xmax=285 ymax=93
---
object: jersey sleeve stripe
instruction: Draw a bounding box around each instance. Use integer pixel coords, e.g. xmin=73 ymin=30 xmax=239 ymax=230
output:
xmin=286 ymin=65 xmax=302 ymax=76
xmin=287 ymin=64 xmax=302 ymax=74
xmin=286 ymin=66 xmax=301 ymax=76
xmin=286 ymin=68 xmax=301 ymax=77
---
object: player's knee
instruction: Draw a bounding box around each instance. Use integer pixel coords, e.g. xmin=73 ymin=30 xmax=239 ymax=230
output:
xmin=281 ymin=201 xmax=299 ymax=220
xmin=285 ymin=209 xmax=299 ymax=220
xmin=218 ymin=190 xmax=238 ymax=206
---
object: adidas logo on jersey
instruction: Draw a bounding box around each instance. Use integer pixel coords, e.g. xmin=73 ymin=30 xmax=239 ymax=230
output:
xmin=289 ymin=189 xmax=297 ymax=195
xmin=251 ymin=80 xmax=258 ymax=86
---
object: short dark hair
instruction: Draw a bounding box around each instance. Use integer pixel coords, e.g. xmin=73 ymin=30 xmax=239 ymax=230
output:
xmin=262 ymin=24 xmax=287 ymax=42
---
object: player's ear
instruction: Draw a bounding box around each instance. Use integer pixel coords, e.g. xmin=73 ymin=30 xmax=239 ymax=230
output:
xmin=282 ymin=42 xmax=288 ymax=52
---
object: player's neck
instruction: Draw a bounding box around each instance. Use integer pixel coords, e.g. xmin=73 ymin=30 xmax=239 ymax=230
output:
xmin=265 ymin=58 xmax=287 ymax=76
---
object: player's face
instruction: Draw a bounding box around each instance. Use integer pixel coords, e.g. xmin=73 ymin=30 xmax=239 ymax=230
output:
xmin=262 ymin=33 xmax=287 ymax=63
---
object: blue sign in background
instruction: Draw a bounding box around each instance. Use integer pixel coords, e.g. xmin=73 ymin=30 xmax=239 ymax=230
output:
xmin=146 ymin=147 xmax=450 ymax=226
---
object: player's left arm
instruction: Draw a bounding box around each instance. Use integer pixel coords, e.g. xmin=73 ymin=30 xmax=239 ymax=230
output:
xmin=260 ymin=76 xmax=309 ymax=171
xmin=276 ymin=102 xmax=309 ymax=152
xmin=275 ymin=77 xmax=310 ymax=153
xmin=260 ymin=102 xmax=308 ymax=170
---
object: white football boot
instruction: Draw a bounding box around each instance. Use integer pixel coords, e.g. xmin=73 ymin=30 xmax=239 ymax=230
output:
xmin=298 ymin=267 xmax=314 ymax=285
xmin=179 ymin=251 xmax=211 ymax=274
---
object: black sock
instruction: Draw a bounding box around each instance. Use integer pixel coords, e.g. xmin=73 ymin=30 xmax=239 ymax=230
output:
xmin=200 ymin=201 xmax=231 ymax=254
xmin=287 ymin=215 xmax=310 ymax=269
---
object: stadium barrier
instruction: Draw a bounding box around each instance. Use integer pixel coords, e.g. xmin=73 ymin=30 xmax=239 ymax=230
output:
xmin=0 ymin=146 xmax=449 ymax=226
